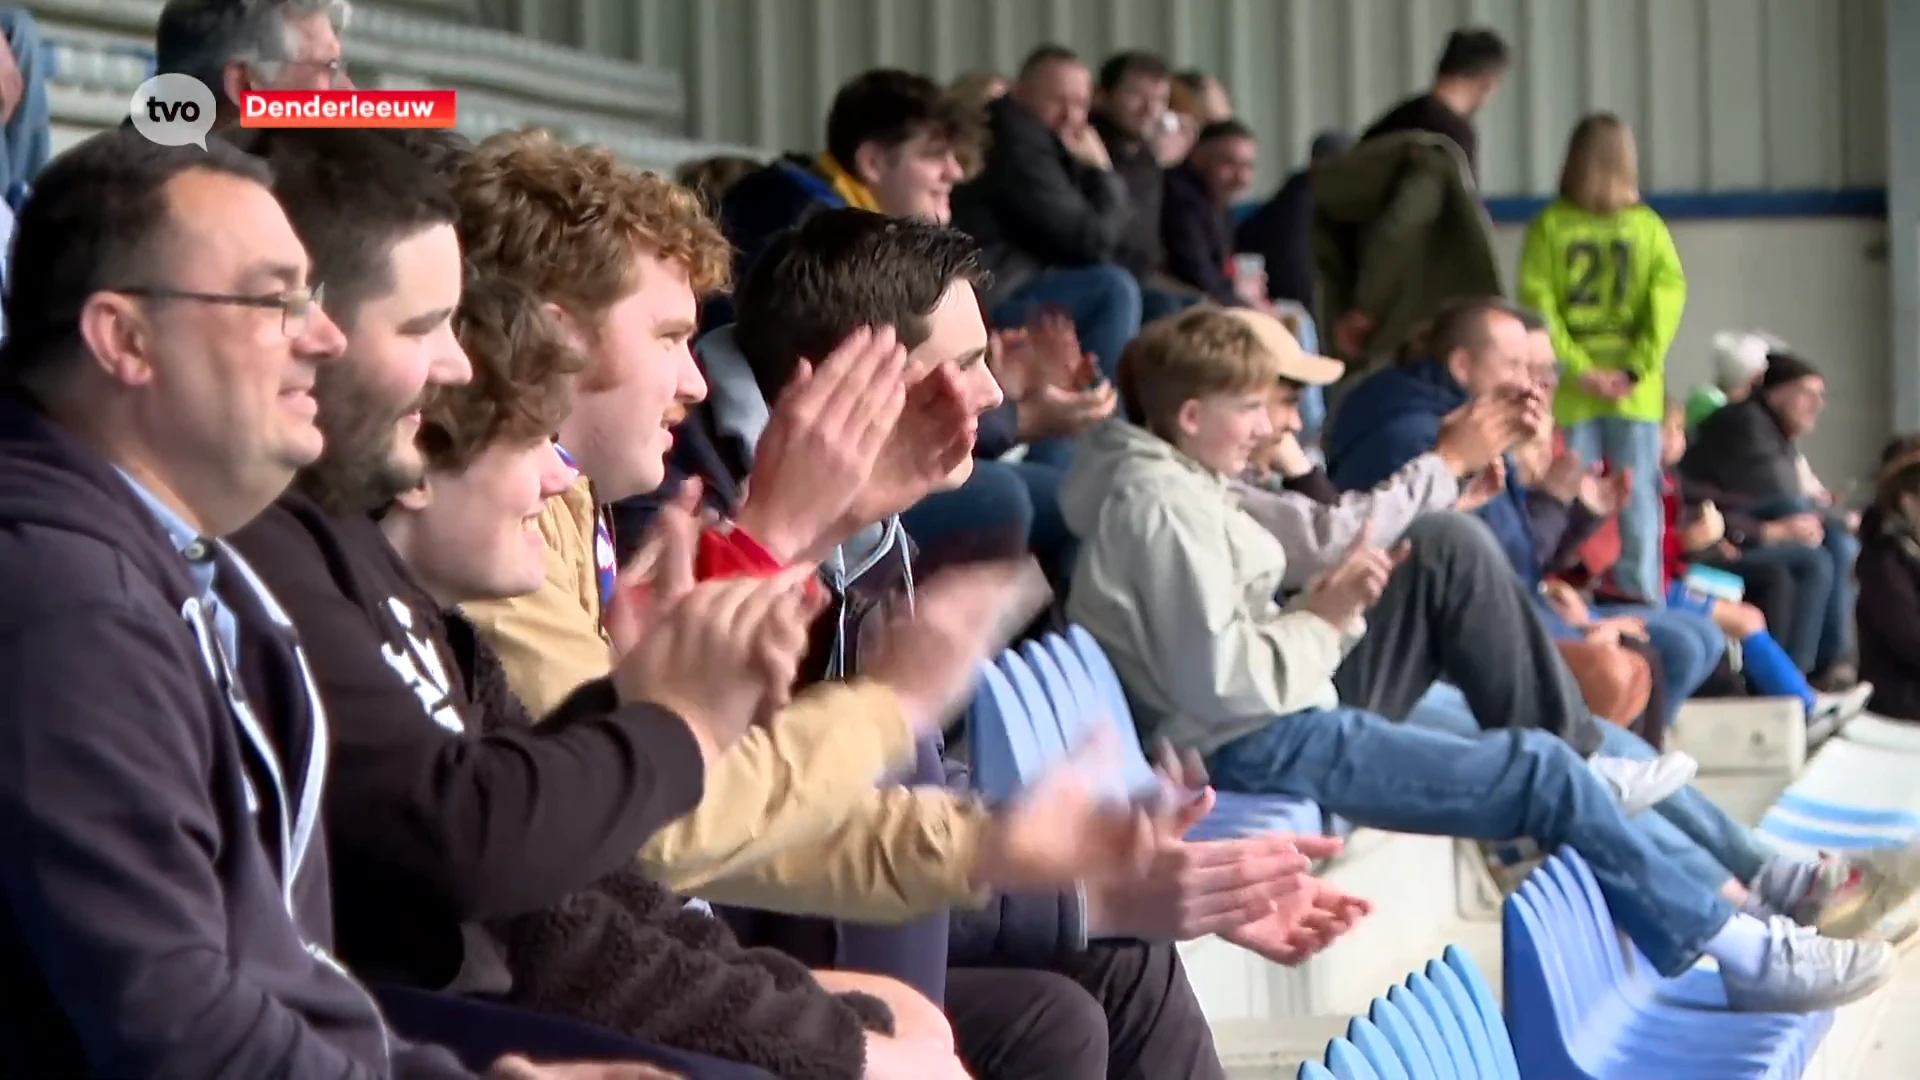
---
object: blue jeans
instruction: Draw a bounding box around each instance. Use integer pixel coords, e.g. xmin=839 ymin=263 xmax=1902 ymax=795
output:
xmin=1748 ymin=496 xmax=1857 ymax=671
xmin=991 ymin=264 xmax=1143 ymax=385
xmin=1407 ymin=690 xmax=1756 ymax=893
xmin=0 ymin=9 xmax=49 ymax=198
xmin=1204 ymin=706 xmax=1731 ymax=976
xmin=1722 ymin=541 xmax=1833 ymax=671
xmin=1594 ymin=603 xmax=1726 ymax=715
xmin=1140 ymin=286 xmax=1201 ymax=324
xmin=1563 ymin=417 xmax=1666 ymax=603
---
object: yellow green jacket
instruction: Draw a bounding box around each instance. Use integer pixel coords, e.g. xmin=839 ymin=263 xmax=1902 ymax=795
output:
xmin=1518 ymin=199 xmax=1686 ymax=425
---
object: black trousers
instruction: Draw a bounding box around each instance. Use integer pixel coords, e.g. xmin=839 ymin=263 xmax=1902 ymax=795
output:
xmin=946 ymin=942 xmax=1224 ymax=1080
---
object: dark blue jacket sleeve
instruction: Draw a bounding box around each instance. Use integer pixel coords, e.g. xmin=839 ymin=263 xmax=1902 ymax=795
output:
xmin=1327 ymin=411 xmax=1441 ymax=493
xmin=940 ymin=743 xmax=1087 ymax=967
xmin=1161 ymin=175 xmax=1238 ymax=305
xmin=0 ymin=601 xmax=387 ymax=1079
xmin=948 ymin=890 xmax=1087 ymax=968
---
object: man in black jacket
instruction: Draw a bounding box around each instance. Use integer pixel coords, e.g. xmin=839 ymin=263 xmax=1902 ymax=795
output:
xmin=951 ymin=44 xmax=1144 ymax=382
xmin=1681 ymin=352 xmax=1859 ymax=685
xmin=1089 ymin=49 xmax=1203 ymax=322
xmin=1161 ymin=119 xmax=1261 ymax=307
xmin=0 ymin=123 xmax=664 ymax=1080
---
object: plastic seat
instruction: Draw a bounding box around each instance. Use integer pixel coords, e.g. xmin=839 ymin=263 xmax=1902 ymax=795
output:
xmin=1062 ymin=624 xmax=1327 ymax=839
xmin=964 ymin=662 xmax=1050 ymax=804
xmin=1404 ymin=972 xmax=1483 ymax=1076
xmin=1757 ymin=737 xmax=1920 ymax=852
xmin=1431 ymin=950 xmax=1519 ymax=1080
xmin=994 ymin=651 xmax=1070 ymax=764
xmin=1503 ymin=850 xmax=1831 ymax=1079
xmin=1344 ymin=1017 xmax=1413 ymax=1080
xmin=1323 ymin=1036 xmax=1386 ymax=1080
xmin=1367 ymin=997 xmax=1439 ymax=1080
xmin=1034 ymin=635 xmax=1163 ymax=798
xmin=1298 ymin=1062 xmax=1339 ymax=1080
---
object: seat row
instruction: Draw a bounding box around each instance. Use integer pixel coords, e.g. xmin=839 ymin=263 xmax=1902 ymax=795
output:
xmin=965 ymin=625 xmax=1328 ymax=839
xmin=1295 ymin=945 xmax=1518 ymax=1080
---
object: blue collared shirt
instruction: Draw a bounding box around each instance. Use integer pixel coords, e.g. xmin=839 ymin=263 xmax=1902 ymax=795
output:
xmin=114 ymin=469 xmax=241 ymax=666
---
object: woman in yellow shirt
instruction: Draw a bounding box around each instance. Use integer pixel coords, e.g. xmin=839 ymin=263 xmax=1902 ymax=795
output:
xmin=1519 ymin=113 xmax=1687 ymax=604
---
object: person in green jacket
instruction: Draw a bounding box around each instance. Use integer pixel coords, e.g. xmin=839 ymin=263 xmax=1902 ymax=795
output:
xmin=1519 ymin=112 xmax=1686 ymax=603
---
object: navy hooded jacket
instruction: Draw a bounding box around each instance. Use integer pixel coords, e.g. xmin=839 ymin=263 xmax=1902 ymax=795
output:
xmin=0 ymin=393 xmax=467 ymax=1078
xmin=1325 ymin=359 xmax=1542 ymax=585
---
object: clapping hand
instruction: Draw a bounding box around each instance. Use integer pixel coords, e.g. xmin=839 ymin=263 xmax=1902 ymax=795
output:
xmin=1578 ymin=467 xmax=1634 ymax=518
xmin=734 ymin=326 xmax=911 ymax=562
xmin=1304 ymin=521 xmax=1409 ymax=630
xmin=1222 ymin=878 xmax=1373 ymax=965
xmin=1455 ymin=457 xmax=1507 ymax=513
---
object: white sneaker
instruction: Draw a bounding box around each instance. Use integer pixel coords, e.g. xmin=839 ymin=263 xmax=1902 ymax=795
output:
xmin=1588 ymin=752 xmax=1698 ymax=815
xmin=1721 ymin=916 xmax=1895 ymax=1013
xmin=1808 ymin=683 xmax=1874 ymax=746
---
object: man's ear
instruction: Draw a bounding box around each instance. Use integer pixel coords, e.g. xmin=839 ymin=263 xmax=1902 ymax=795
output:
xmin=221 ymin=60 xmax=252 ymax=110
xmin=541 ymin=301 xmax=590 ymax=353
xmin=851 ymin=141 xmax=888 ymax=188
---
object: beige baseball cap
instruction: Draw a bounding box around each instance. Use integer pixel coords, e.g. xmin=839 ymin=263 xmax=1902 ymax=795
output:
xmin=1220 ymin=307 xmax=1346 ymax=387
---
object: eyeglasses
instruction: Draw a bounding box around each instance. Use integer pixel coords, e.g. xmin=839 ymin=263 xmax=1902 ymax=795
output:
xmin=116 ymin=283 xmax=327 ymax=337
xmin=288 ymin=57 xmax=350 ymax=88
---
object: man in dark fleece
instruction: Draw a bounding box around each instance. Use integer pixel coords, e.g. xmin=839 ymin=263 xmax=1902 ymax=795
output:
xmin=633 ymin=209 xmax=1248 ymax=1080
xmin=0 ymin=126 xmax=668 ymax=1080
xmin=1359 ymin=26 xmax=1509 ymax=184
xmin=219 ymin=128 xmax=955 ymax=1079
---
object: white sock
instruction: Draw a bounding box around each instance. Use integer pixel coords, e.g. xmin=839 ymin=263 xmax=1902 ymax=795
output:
xmin=1701 ymin=912 xmax=1773 ymax=981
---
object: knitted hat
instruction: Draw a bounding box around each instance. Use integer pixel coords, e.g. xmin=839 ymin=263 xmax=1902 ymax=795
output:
xmin=1711 ymin=331 xmax=1771 ymax=391
xmin=1759 ymin=349 xmax=1819 ymax=391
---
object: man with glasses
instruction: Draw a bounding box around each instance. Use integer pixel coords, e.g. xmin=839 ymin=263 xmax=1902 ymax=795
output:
xmin=156 ymin=0 xmax=351 ymax=127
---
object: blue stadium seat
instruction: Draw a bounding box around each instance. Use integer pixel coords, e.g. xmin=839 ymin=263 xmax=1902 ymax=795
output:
xmin=1503 ymin=850 xmax=1831 ymax=1079
xmin=1298 ymin=1061 xmax=1340 ymax=1080
xmin=964 ymin=662 xmax=1050 ymax=804
xmin=1432 ymin=950 xmax=1520 ymax=1080
xmin=1367 ymin=996 xmax=1440 ymax=1080
xmin=1324 ymin=1036 xmax=1386 ymax=1080
xmin=1018 ymin=640 xmax=1089 ymax=748
xmin=1312 ymin=949 xmax=1515 ymax=1080
xmin=1041 ymin=634 xmax=1161 ymax=793
xmin=994 ymin=651 xmax=1070 ymax=762
xmin=1060 ymin=624 xmax=1327 ymax=840
xmin=1345 ymin=1017 xmax=1414 ymax=1080
xmin=1405 ymin=972 xmax=1484 ymax=1076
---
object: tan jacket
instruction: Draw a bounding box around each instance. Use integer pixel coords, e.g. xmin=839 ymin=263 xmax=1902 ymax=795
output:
xmin=463 ymin=476 xmax=989 ymax=920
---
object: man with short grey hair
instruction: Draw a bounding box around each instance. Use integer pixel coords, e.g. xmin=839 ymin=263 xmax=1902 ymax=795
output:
xmin=155 ymin=0 xmax=351 ymax=124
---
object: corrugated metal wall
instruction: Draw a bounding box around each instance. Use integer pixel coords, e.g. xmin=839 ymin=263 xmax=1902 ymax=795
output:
xmin=493 ymin=0 xmax=1888 ymax=197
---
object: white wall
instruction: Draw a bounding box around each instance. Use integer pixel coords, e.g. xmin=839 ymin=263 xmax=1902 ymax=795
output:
xmin=1491 ymin=217 xmax=1893 ymax=491
xmin=480 ymin=0 xmax=1888 ymax=198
